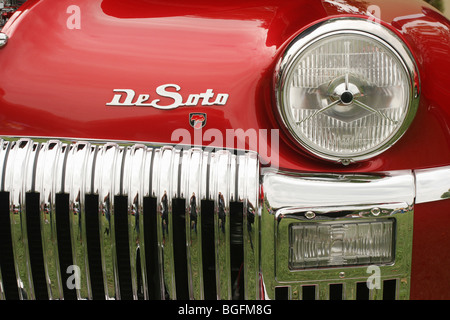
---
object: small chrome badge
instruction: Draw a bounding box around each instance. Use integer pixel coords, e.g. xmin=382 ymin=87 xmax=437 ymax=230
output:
xmin=106 ymin=84 xmax=229 ymax=110
xmin=189 ymin=113 xmax=207 ymax=129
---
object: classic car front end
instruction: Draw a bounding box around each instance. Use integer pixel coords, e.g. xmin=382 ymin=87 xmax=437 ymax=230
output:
xmin=0 ymin=0 xmax=450 ymax=300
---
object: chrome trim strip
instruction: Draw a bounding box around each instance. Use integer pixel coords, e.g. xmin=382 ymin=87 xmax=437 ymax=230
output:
xmin=415 ymin=166 xmax=450 ymax=204
xmin=263 ymin=169 xmax=415 ymax=212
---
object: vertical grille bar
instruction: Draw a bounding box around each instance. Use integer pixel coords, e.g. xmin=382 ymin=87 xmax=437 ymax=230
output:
xmin=184 ymin=149 xmax=203 ymax=300
xmin=318 ymin=282 xmax=330 ymax=300
xmin=238 ymin=152 xmax=259 ymax=300
xmin=141 ymin=148 xmax=157 ymax=300
xmin=151 ymin=148 xmax=166 ymax=299
xmin=5 ymin=139 xmax=34 ymax=299
xmin=159 ymin=147 xmax=176 ymax=299
xmin=345 ymin=282 xmax=356 ymax=300
xmin=54 ymin=144 xmax=78 ymax=300
xmin=206 ymin=152 xmax=222 ymax=299
xmin=0 ymin=191 xmax=19 ymax=300
xmin=200 ymin=152 xmax=217 ymax=300
xmin=216 ymin=151 xmax=232 ymax=300
xmin=95 ymin=143 xmax=120 ymax=299
xmin=24 ymin=141 xmax=49 ymax=300
xmin=173 ymin=150 xmax=189 ymax=300
xmin=112 ymin=147 xmax=132 ymax=299
xmin=35 ymin=141 xmax=64 ymax=300
xmin=123 ymin=144 xmax=147 ymax=300
xmin=84 ymin=145 xmax=106 ymax=300
xmin=0 ymin=140 xmax=19 ymax=300
xmin=208 ymin=152 xmax=222 ymax=299
xmin=66 ymin=142 xmax=92 ymax=299
xmin=24 ymin=142 xmax=50 ymax=300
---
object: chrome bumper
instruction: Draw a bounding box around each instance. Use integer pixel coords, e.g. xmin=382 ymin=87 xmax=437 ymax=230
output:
xmin=0 ymin=137 xmax=449 ymax=300
xmin=261 ymin=166 xmax=450 ymax=300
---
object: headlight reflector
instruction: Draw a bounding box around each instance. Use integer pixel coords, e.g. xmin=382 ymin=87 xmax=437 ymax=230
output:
xmin=276 ymin=19 xmax=420 ymax=163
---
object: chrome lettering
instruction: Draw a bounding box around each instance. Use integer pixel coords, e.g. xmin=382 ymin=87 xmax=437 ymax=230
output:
xmin=107 ymin=84 xmax=229 ymax=109
xmin=199 ymin=89 xmax=215 ymax=106
xmin=106 ymin=89 xmax=136 ymax=106
xmin=150 ymin=84 xmax=183 ymax=109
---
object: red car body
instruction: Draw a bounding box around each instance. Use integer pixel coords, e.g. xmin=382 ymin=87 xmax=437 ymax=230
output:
xmin=0 ymin=0 xmax=450 ymax=300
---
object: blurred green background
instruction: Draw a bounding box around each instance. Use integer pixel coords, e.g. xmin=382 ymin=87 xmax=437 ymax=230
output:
xmin=425 ymin=0 xmax=450 ymax=17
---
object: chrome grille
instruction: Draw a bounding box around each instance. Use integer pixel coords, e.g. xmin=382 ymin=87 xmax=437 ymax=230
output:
xmin=0 ymin=138 xmax=260 ymax=300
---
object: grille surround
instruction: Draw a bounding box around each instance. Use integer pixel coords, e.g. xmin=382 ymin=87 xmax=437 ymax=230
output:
xmin=0 ymin=138 xmax=260 ymax=300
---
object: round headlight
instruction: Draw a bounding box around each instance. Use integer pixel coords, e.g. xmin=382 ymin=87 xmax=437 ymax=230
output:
xmin=275 ymin=18 xmax=420 ymax=164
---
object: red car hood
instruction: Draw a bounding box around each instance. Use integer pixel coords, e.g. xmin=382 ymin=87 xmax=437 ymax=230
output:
xmin=0 ymin=0 xmax=448 ymax=172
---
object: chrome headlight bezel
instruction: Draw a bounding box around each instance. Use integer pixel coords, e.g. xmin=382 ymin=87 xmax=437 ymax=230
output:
xmin=275 ymin=18 xmax=420 ymax=164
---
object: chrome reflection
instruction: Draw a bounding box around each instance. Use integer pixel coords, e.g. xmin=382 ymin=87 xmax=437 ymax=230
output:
xmin=94 ymin=143 xmax=120 ymax=299
xmin=0 ymin=137 xmax=259 ymax=300
xmin=4 ymin=139 xmax=34 ymax=300
xmin=415 ymin=166 xmax=450 ymax=204
xmin=65 ymin=142 xmax=91 ymax=299
xmin=261 ymin=169 xmax=415 ymax=300
xmin=123 ymin=144 xmax=147 ymax=299
xmin=35 ymin=140 xmax=64 ymax=299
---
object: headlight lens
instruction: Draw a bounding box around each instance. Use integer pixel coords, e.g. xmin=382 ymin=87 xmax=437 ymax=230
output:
xmin=276 ymin=19 xmax=420 ymax=164
xmin=289 ymin=219 xmax=395 ymax=269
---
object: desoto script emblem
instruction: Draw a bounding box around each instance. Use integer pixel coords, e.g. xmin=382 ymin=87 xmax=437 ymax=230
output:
xmin=106 ymin=84 xmax=229 ymax=109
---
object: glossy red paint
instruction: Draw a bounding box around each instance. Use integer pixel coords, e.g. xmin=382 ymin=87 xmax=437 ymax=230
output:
xmin=411 ymin=199 xmax=450 ymax=299
xmin=0 ymin=0 xmax=449 ymax=173
xmin=1 ymin=0 xmax=450 ymax=299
